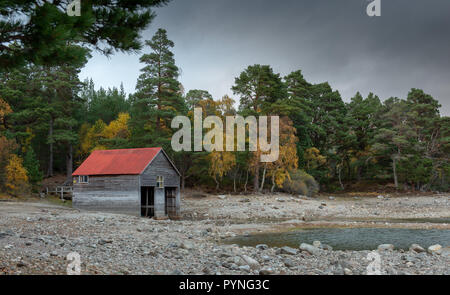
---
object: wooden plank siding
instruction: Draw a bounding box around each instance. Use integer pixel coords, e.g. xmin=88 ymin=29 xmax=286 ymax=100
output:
xmin=140 ymin=151 xmax=180 ymax=187
xmin=140 ymin=151 xmax=180 ymax=218
xmin=73 ymin=175 xmax=140 ymax=215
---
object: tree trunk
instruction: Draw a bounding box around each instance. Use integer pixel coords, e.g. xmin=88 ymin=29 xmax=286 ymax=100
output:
xmin=181 ymin=176 xmax=185 ymax=192
xmin=356 ymin=165 xmax=362 ymax=182
xmin=66 ymin=144 xmax=73 ymax=184
xmin=271 ymin=174 xmax=276 ymax=193
xmin=259 ymin=166 xmax=266 ymax=192
xmin=47 ymin=118 xmax=54 ymax=177
xmin=392 ymin=156 xmax=398 ymax=189
xmin=338 ymin=165 xmax=344 ymax=190
xmin=214 ymin=177 xmax=219 ymax=190
xmin=244 ymin=169 xmax=249 ymax=193
xmin=253 ymin=162 xmax=259 ymax=192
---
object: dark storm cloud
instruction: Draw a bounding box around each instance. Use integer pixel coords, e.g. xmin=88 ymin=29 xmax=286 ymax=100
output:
xmin=80 ymin=0 xmax=450 ymax=115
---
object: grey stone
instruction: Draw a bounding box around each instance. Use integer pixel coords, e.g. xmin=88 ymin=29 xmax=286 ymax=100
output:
xmin=283 ymin=258 xmax=296 ymax=268
xmin=239 ymin=265 xmax=251 ymax=272
xmin=256 ymin=244 xmax=269 ymax=250
xmin=427 ymin=244 xmax=442 ymax=254
xmin=409 ymin=244 xmax=426 ymax=253
xmin=241 ymin=255 xmax=260 ymax=269
xmin=17 ymin=261 xmax=27 ymax=268
xmin=280 ymin=246 xmax=298 ymax=255
xmin=299 ymin=243 xmax=320 ymax=255
xmin=98 ymin=239 xmax=113 ymax=245
xmin=181 ymin=241 xmax=194 ymax=250
xmin=312 ymin=241 xmax=322 ymax=248
xmin=259 ymin=267 xmax=274 ymax=275
xmin=377 ymin=244 xmax=395 ymax=251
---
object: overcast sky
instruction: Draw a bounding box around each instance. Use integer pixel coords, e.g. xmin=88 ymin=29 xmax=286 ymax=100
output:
xmin=80 ymin=0 xmax=450 ymax=115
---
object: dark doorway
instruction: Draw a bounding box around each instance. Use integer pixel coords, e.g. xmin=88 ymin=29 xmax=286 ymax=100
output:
xmin=165 ymin=187 xmax=177 ymax=217
xmin=141 ymin=187 xmax=154 ymax=217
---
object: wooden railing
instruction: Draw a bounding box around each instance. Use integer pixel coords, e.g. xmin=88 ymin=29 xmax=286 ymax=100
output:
xmin=45 ymin=186 xmax=73 ymax=200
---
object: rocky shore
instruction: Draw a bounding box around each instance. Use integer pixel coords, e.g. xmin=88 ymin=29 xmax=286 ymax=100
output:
xmin=0 ymin=193 xmax=449 ymax=275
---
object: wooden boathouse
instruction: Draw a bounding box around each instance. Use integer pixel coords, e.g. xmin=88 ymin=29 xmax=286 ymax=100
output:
xmin=72 ymin=148 xmax=181 ymax=219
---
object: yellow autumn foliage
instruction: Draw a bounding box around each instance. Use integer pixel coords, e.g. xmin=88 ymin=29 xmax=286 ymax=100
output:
xmin=5 ymin=154 xmax=30 ymax=196
xmin=79 ymin=113 xmax=130 ymax=157
xmin=102 ymin=112 xmax=130 ymax=139
xmin=0 ymin=97 xmax=12 ymax=131
xmin=266 ymin=117 xmax=299 ymax=189
xmin=304 ymin=147 xmax=326 ymax=170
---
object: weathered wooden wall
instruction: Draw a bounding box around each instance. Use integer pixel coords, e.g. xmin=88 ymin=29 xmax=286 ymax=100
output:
xmin=140 ymin=151 xmax=181 ymax=218
xmin=73 ymin=175 xmax=140 ymax=215
xmin=140 ymin=151 xmax=180 ymax=187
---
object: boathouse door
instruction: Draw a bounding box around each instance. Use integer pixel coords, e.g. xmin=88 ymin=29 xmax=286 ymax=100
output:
xmin=141 ymin=187 xmax=155 ymax=217
xmin=165 ymin=187 xmax=177 ymax=217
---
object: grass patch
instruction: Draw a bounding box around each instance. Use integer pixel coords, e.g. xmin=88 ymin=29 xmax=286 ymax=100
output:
xmin=42 ymin=195 xmax=72 ymax=207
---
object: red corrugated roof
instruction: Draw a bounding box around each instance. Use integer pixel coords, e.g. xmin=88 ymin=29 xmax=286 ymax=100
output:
xmin=72 ymin=148 xmax=162 ymax=176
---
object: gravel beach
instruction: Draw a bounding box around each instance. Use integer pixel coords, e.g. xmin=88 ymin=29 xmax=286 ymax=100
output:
xmin=0 ymin=193 xmax=449 ymax=275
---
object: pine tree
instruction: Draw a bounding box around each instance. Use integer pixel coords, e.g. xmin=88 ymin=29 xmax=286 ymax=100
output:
xmin=185 ymin=90 xmax=213 ymax=110
xmin=232 ymin=64 xmax=286 ymax=191
xmin=346 ymin=92 xmax=382 ymax=180
xmin=23 ymin=147 xmax=43 ymax=187
xmin=232 ymin=64 xmax=286 ymax=115
xmin=0 ymin=1 xmax=170 ymax=68
xmin=130 ymin=28 xmax=185 ymax=148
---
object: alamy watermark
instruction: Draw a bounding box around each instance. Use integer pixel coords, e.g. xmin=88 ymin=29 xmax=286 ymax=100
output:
xmin=67 ymin=0 xmax=81 ymax=16
xmin=366 ymin=0 xmax=381 ymax=17
xmin=66 ymin=1 xmax=380 ymax=18
xmin=66 ymin=252 xmax=81 ymax=275
xmin=171 ymin=108 xmax=280 ymax=163
xmin=366 ymin=251 xmax=383 ymax=275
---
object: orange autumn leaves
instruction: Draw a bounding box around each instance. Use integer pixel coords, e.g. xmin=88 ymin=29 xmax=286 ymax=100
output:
xmin=1 ymin=98 xmax=29 ymax=195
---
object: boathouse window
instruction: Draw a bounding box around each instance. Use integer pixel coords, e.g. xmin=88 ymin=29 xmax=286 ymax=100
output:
xmin=156 ymin=176 xmax=164 ymax=188
xmin=79 ymin=175 xmax=89 ymax=184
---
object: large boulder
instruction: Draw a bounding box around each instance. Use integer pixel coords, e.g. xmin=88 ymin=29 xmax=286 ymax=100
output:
xmin=377 ymin=244 xmax=395 ymax=251
xmin=427 ymin=244 xmax=442 ymax=254
xmin=299 ymin=243 xmax=320 ymax=255
xmin=280 ymin=246 xmax=298 ymax=255
xmin=409 ymin=244 xmax=425 ymax=253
